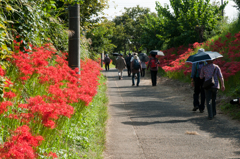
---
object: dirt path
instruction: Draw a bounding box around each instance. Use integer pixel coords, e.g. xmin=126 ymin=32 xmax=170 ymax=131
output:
xmin=103 ymin=69 xmax=240 ymax=159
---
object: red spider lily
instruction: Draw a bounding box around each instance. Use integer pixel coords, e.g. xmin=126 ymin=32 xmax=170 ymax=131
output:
xmin=48 ymin=152 xmax=58 ymax=158
xmin=0 ymin=67 xmax=5 ymax=76
xmin=19 ymin=113 xmax=34 ymax=123
xmin=7 ymin=114 xmax=19 ymax=120
xmin=0 ymin=40 xmax=102 ymax=158
xmin=0 ymin=101 xmax=12 ymax=115
xmin=225 ymin=33 xmax=232 ymax=39
xmin=159 ymin=31 xmax=240 ymax=81
xmin=25 ymin=96 xmax=74 ymax=129
xmin=0 ymin=125 xmax=44 ymax=159
xmin=3 ymin=91 xmax=16 ymax=99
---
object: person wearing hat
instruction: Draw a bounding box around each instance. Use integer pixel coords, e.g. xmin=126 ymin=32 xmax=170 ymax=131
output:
xmin=200 ymin=59 xmax=225 ymax=120
xmin=130 ymin=52 xmax=139 ymax=62
xmin=116 ymin=53 xmax=126 ymax=80
xmin=125 ymin=53 xmax=132 ymax=77
xmin=191 ymin=49 xmax=207 ymax=113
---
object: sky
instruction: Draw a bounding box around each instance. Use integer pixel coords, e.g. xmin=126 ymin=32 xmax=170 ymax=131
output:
xmin=101 ymin=0 xmax=239 ymax=21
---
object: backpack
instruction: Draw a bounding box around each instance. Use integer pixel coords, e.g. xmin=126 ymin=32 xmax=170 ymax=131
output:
xmin=150 ymin=58 xmax=157 ymax=68
xmin=105 ymin=57 xmax=110 ymax=63
xmin=133 ymin=59 xmax=140 ymax=69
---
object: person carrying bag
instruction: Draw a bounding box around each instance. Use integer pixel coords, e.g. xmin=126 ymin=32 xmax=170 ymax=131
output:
xmin=200 ymin=60 xmax=225 ymax=120
xmin=202 ymin=67 xmax=216 ymax=90
xmin=147 ymin=54 xmax=160 ymax=86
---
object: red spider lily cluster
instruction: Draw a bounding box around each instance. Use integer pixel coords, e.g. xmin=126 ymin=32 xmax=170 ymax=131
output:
xmin=0 ymin=125 xmax=44 ymax=159
xmin=159 ymin=44 xmax=195 ymax=75
xmin=0 ymin=67 xmax=5 ymax=76
xmin=159 ymin=31 xmax=240 ymax=80
xmin=0 ymin=41 xmax=102 ymax=158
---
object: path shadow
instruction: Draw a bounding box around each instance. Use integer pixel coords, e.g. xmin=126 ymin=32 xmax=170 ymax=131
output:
xmin=108 ymin=73 xmax=240 ymax=149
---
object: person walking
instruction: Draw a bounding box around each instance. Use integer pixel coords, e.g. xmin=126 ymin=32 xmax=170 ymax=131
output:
xmin=141 ymin=59 xmax=147 ymax=77
xmin=191 ymin=60 xmax=206 ymax=113
xmin=125 ymin=53 xmax=132 ymax=77
xmin=200 ymin=59 xmax=225 ymax=120
xmin=104 ymin=54 xmax=111 ymax=71
xmin=116 ymin=54 xmax=126 ymax=80
xmin=131 ymin=55 xmax=142 ymax=86
xmin=147 ymin=54 xmax=160 ymax=86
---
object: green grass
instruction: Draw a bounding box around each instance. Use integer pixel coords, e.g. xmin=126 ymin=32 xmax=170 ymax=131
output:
xmin=103 ymin=63 xmax=115 ymax=69
xmin=219 ymin=98 xmax=240 ymax=121
xmin=68 ymin=74 xmax=108 ymax=159
xmin=41 ymin=75 xmax=109 ymax=159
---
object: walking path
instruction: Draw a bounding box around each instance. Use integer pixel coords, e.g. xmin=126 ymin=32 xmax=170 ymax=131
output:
xmin=103 ymin=69 xmax=240 ymax=159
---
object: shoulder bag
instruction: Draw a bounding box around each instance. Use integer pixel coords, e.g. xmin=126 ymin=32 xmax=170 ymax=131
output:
xmin=203 ymin=67 xmax=216 ymax=90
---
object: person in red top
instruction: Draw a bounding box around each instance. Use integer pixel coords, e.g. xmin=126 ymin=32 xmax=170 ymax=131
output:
xmin=147 ymin=54 xmax=160 ymax=86
xmin=200 ymin=59 xmax=225 ymax=120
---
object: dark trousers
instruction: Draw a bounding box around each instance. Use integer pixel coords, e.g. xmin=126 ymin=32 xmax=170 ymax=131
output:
xmin=132 ymin=72 xmax=140 ymax=86
xmin=193 ymin=77 xmax=205 ymax=110
xmin=105 ymin=62 xmax=109 ymax=71
xmin=150 ymin=70 xmax=158 ymax=86
xmin=205 ymin=88 xmax=218 ymax=118
xmin=141 ymin=68 xmax=146 ymax=77
xmin=127 ymin=65 xmax=131 ymax=76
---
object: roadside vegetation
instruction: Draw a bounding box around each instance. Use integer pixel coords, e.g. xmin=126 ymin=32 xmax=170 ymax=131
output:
xmin=0 ymin=0 xmax=109 ymax=158
xmin=1 ymin=0 xmax=240 ymax=158
xmin=92 ymin=0 xmax=240 ymax=120
xmin=158 ymin=18 xmax=240 ymax=120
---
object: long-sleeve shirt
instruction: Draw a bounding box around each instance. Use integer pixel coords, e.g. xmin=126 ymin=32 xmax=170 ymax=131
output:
xmin=200 ymin=63 xmax=223 ymax=89
xmin=191 ymin=62 xmax=206 ymax=78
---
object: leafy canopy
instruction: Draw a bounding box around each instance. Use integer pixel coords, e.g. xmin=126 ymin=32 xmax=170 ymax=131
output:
xmin=154 ymin=0 xmax=228 ymax=48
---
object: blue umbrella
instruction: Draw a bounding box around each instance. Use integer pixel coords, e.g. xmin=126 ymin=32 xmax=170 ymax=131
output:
xmin=186 ymin=50 xmax=223 ymax=63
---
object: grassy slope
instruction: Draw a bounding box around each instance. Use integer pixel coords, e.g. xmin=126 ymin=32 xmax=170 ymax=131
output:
xmin=166 ymin=18 xmax=240 ymax=121
xmin=77 ymin=75 xmax=108 ymax=159
xmin=203 ymin=19 xmax=240 ymax=120
xmin=59 ymin=75 xmax=108 ymax=159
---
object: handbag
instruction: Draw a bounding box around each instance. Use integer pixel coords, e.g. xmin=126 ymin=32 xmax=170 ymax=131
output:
xmin=203 ymin=67 xmax=216 ymax=89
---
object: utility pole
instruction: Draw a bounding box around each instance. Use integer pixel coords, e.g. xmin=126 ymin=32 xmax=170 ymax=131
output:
xmin=221 ymin=0 xmax=224 ymax=17
xmin=101 ymin=51 xmax=104 ymax=67
xmin=68 ymin=4 xmax=80 ymax=74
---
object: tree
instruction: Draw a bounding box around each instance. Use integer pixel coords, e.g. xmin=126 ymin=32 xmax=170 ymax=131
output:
xmin=111 ymin=5 xmax=150 ymax=54
xmin=0 ymin=0 xmax=69 ymax=52
xmin=86 ymin=20 xmax=116 ymax=58
xmin=111 ymin=24 xmax=127 ymax=53
xmin=232 ymin=0 xmax=240 ymax=18
xmin=141 ymin=12 xmax=165 ymax=52
xmin=155 ymin=0 xmax=228 ymax=48
xmin=56 ymin=0 xmax=109 ymax=28
xmin=123 ymin=6 xmax=150 ymax=52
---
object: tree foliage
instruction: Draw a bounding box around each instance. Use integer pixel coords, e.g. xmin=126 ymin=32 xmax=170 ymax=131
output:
xmin=233 ymin=0 xmax=240 ymax=17
xmin=86 ymin=20 xmax=116 ymax=58
xmin=0 ymin=0 xmax=108 ymax=55
xmin=56 ymin=0 xmax=109 ymax=28
xmin=0 ymin=0 xmax=69 ymax=53
xmin=111 ymin=5 xmax=150 ymax=54
xmin=140 ymin=13 xmax=165 ymax=52
xmin=154 ymin=0 xmax=228 ymax=48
